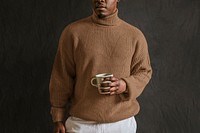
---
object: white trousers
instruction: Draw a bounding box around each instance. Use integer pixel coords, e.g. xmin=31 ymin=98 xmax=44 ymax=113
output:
xmin=65 ymin=116 xmax=137 ymax=133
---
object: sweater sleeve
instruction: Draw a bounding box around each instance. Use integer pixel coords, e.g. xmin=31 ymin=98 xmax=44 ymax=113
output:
xmin=120 ymin=32 xmax=152 ymax=101
xmin=49 ymin=26 xmax=76 ymax=122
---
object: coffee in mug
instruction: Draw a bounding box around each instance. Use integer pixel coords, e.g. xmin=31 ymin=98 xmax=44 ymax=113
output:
xmin=91 ymin=73 xmax=113 ymax=94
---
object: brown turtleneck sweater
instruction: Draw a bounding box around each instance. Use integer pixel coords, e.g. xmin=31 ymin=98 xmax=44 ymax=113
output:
xmin=49 ymin=10 xmax=152 ymax=123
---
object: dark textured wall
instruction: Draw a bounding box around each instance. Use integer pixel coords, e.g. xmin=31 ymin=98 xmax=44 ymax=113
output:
xmin=0 ymin=0 xmax=200 ymax=133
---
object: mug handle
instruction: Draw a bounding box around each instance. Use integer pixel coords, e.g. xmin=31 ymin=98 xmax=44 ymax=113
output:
xmin=91 ymin=78 xmax=98 ymax=87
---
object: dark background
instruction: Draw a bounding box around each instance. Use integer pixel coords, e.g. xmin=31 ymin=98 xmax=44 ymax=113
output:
xmin=0 ymin=0 xmax=200 ymax=133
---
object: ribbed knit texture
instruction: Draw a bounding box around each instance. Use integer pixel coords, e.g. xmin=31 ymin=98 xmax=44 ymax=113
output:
xmin=49 ymin=10 xmax=152 ymax=123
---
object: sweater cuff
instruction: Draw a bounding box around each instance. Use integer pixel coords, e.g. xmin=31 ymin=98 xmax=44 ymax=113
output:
xmin=50 ymin=107 xmax=66 ymax=122
xmin=120 ymin=76 xmax=137 ymax=100
xmin=119 ymin=92 xmax=130 ymax=101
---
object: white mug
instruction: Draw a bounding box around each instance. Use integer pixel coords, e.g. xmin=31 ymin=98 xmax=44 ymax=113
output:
xmin=91 ymin=73 xmax=113 ymax=94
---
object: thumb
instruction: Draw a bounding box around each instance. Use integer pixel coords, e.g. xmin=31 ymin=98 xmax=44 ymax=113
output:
xmin=61 ymin=125 xmax=66 ymax=133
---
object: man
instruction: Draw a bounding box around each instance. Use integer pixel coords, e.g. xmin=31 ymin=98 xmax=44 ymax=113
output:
xmin=49 ymin=0 xmax=152 ymax=132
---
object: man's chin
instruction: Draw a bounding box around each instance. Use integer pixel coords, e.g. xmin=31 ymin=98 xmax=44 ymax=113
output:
xmin=94 ymin=10 xmax=107 ymax=18
xmin=97 ymin=13 xmax=106 ymax=18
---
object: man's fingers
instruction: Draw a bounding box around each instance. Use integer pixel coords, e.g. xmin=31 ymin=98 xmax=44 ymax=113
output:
xmin=103 ymin=77 xmax=124 ymax=95
xmin=53 ymin=122 xmax=66 ymax=133
xmin=104 ymin=77 xmax=118 ymax=81
xmin=55 ymin=129 xmax=65 ymax=133
xmin=110 ymin=86 xmax=119 ymax=95
xmin=110 ymin=80 xmax=120 ymax=87
xmin=109 ymin=86 xmax=119 ymax=92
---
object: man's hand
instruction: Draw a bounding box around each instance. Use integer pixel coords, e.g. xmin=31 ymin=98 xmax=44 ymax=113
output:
xmin=53 ymin=121 xmax=66 ymax=133
xmin=102 ymin=77 xmax=127 ymax=95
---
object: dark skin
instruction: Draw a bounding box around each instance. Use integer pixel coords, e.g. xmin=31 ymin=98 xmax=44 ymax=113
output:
xmin=53 ymin=0 xmax=126 ymax=132
xmin=53 ymin=122 xmax=65 ymax=133
xmin=103 ymin=77 xmax=127 ymax=95
xmin=92 ymin=0 xmax=118 ymax=18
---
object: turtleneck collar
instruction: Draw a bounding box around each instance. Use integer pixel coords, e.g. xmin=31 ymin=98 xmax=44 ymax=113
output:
xmin=91 ymin=9 xmax=121 ymax=26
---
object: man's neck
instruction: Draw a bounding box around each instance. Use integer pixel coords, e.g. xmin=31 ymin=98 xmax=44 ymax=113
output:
xmin=91 ymin=9 xmax=120 ymax=26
